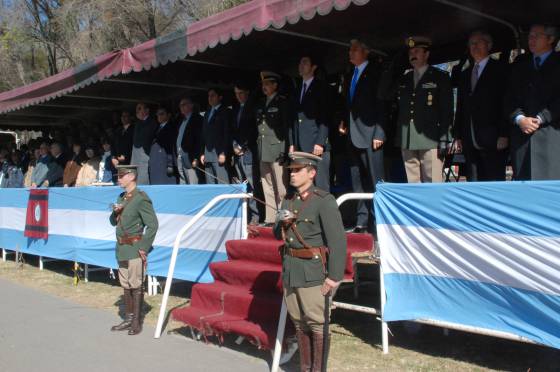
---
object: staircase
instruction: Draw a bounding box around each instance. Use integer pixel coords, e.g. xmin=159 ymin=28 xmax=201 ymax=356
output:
xmin=172 ymin=226 xmax=374 ymax=349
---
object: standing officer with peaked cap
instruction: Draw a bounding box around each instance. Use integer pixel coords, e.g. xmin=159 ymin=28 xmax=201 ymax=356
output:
xmin=393 ymin=36 xmax=454 ymax=183
xmin=110 ymin=164 xmax=158 ymax=335
xmin=257 ymin=71 xmax=292 ymax=225
xmin=274 ymin=152 xmax=347 ymax=372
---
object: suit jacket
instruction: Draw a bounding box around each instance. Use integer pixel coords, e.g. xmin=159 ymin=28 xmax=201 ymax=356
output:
xmin=395 ymin=66 xmax=453 ymax=150
xmin=505 ymin=51 xmax=560 ymax=180
xmin=232 ymin=102 xmax=258 ymax=163
xmin=454 ymin=58 xmax=509 ymax=150
xmin=201 ymin=105 xmax=231 ymax=163
xmin=256 ymin=94 xmax=291 ymax=163
xmin=343 ymin=61 xmax=386 ymax=149
xmin=132 ymin=117 xmax=158 ymax=156
xmin=149 ymin=122 xmax=177 ymax=184
xmin=176 ymin=113 xmax=203 ymax=168
xmin=291 ymin=78 xmax=330 ymax=152
xmin=114 ymin=124 xmax=135 ymax=165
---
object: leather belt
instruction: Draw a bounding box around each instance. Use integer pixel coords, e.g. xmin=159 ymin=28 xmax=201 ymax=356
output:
xmin=282 ymin=246 xmax=329 ymax=270
xmin=118 ymin=235 xmax=142 ymax=245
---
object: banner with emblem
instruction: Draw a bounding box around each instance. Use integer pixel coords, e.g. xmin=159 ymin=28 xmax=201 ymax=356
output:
xmin=0 ymin=185 xmax=244 ymax=282
xmin=24 ymin=189 xmax=49 ymax=239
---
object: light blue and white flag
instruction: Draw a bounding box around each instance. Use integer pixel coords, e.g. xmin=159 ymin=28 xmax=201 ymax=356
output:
xmin=375 ymin=181 xmax=560 ymax=349
xmin=0 ymin=185 xmax=245 ymax=282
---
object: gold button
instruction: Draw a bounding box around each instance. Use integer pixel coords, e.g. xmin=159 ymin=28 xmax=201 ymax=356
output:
xmin=262 ymin=135 xmax=265 ymax=137
xmin=411 ymin=102 xmax=414 ymax=105
xmin=289 ymin=237 xmax=293 ymax=242
xmin=412 ymin=93 xmax=416 ymax=97
xmin=294 ymin=210 xmax=298 ymax=213
xmin=304 ymin=218 xmax=308 ymax=222
xmin=299 ymin=119 xmax=302 ymax=123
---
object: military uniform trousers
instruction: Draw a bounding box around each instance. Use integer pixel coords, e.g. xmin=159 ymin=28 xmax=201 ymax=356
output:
xmin=260 ymin=161 xmax=287 ymax=223
xmin=284 ymin=285 xmax=329 ymax=334
xmin=402 ymin=148 xmax=443 ymax=183
xmin=118 ymin=258 xmax=144 ymax=290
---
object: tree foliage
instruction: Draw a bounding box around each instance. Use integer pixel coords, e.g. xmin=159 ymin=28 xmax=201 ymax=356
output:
xmin=0 ymin=0 xmax=249 ymax=92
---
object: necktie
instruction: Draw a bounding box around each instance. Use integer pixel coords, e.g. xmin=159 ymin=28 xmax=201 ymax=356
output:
xmin=471 ymin=63 xmax=479 ymax=92
xmin=349 ymin=67 xmax=359 ymax=101
xmin=300 ymin=82 xmax=307 ymax=103
xmin=208 ymin=107 xmax=215 ymax=122
xmin=535 ymin=56 xmax=542 ymax=70
xmin=413 ymin=69 xmax=420 ymax=88
xmin=237 ymin=106 xmax=243 ymax=128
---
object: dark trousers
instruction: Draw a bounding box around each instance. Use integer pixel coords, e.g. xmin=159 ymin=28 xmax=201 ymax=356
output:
xmin=234 ymin=154 xmax=259 ymax=223
xmin=204 ymin=162 xmax=229 ymax=184
xmin=349 ymin=143 xmax=384 ymax=228
xmin=465 ymin=146 xmax=506 ymax=181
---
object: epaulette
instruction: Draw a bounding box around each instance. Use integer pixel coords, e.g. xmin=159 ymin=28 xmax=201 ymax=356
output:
xmin=312 ymin=188 xmax=329 ymax=198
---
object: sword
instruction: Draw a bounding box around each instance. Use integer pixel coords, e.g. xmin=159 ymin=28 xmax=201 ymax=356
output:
xmin=322 ymin=290 xmax=331 ymax=372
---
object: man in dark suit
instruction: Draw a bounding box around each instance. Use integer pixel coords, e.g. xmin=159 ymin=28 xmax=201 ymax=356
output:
xmin=175 ymin=97 xmax=203 ymax=185
xmin=232 ymin=82 xmax=259 ymax=223
xmin=339 ymin=38 xmax=385 ymax=233
xmin=45 ymin=141 xmax=67 ymax=187
xmin=112 ymin=110 xmax=135 ymax=168
xmin=290 ymin=55 xmax=331 ymax=191
xmin=131 ymin=102 xmax=158 ymax=185
xmin=149 ymin=106 xmax=177 ymax=185
xmin=454 ymin=30 xmax=509 ymax=181
xmin=505 ymin=24 xmax=560 ymax=180
xmin=200 ymin=87 xmax=231 ymax=184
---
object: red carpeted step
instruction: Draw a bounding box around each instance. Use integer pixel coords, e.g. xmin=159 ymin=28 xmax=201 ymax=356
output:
xmin=173 ymin=306 xmax=277 ymax=349
xmin=249 ymin=226 xmax=279 ymax=241
xmin=209 ymin=260 xmax=282 ymax=293
xmin=226 ymin=239 xmax=283 ymax=265
xmin=189 ymin=282 xmax=283 ymax=322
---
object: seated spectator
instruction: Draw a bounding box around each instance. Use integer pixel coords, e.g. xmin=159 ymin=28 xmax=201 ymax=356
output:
xmin=2 ymin=150 xmax=24 ymax=188
xmin=24 ymin=146 xmax=40 ymax=188
xmin=98 ymin=137 xmax=116 ymax=183
xmin=75 ymin=145 xmax=100 ymax=187
xmin=44 ymin=142 xmax=67 ymax=187
xmin=63 ymin=142 xmax=85 ymax=187
xmin=30 ymin=142 xmax=53 ymax=188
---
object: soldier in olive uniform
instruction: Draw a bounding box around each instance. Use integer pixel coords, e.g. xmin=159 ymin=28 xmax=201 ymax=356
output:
xmin=394 ymin=36 xmax=453 ymax=182
xmin=257 ymin=71 xmax=292 ymax=224
xmin=109 ymin=165 xmax=158 ymax=335
xmin=274 ymin=152 xmax=347 ymax=372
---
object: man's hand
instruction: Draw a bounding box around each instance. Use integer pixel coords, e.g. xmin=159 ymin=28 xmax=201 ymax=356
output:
xmin=117 ymin=155 xmax=125 ymax=162
xmin=233 ymin=147 xmax=243 ymax=156
xmin=200 ymin=155 xmax=205 ymax=165
xmin=31 ymin=183 xmax=37 ymax=189
xmin=338 ymin=121 xmax=347 ymax=135
xmin=218 ymin=153 xmax=226 ymax=165
xmin=43 ymin=180 xmax=49 ymax=188
xmin=497 ymin=137 xmax=509 ymax=150
xmin=519 ymin=116 xmax=540 ymax=135
xmin=138 ymin=249 xmax=147 ymax=263
xmin=111 ymin=158 xmax=119 ymax=167
xmin=372 ymin=139 xmax=384 ymax=151
xmin=192 ymin=159 xmax=198 ymax=168
xmin=312 ymin=144 xmax=324 ymax=156
xmin=288 ymin=145 xmax=295 ymax=153
xmin=321 ymin=277 xmax=340 ymax=296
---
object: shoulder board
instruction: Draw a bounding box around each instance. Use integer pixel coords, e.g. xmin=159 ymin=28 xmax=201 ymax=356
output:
xmin=312 ymin=188 xmax=329 ymax=198
xmin=137 ymin=190 xmax=149 ymax=199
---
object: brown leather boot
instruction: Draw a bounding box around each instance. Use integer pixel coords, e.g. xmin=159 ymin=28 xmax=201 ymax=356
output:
xmin=128 ymin=288 xmax=143 ymax=335
xmin=111 ymin=289 xmax=133 ymax=331
xmin=296 ymin=329 xmax=312 ymax=372
xmin=311 ymin=332 xmax=329 ymax=372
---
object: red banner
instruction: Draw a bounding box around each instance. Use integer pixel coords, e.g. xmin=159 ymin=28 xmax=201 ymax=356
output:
xmin=24 ymin=189 xmax=49 ymax=239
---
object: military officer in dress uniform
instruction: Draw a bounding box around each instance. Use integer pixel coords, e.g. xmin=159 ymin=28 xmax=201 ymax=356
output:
xmin=257 ymin=71 xmax=291 ymax=225
xmin=395 ymin=36 xmax=453 ymax=182
xmin=274 ymin=152 xmax=346 ymax=372
xmin=109 ymin=165 xmax=158 ymax=335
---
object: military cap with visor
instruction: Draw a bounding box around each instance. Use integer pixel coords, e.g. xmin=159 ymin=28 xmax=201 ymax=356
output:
xmin=285 ymin=151 xmax=322 ymax=169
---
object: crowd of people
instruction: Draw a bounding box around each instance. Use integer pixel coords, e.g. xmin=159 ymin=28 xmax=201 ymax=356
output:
xmin=0 ymin=23 xmax=557 ymax=231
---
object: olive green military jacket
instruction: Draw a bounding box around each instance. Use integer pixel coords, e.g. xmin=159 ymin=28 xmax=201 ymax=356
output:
xmin=109 ymin=188 xmax=159 ymax=261
xmin=395 ymin=66 xmax=453 ymax=150
xmin=256 ymin=93 xmax=292 ymax=163
xmin=274 ymin=187 xmax=347 ymax=288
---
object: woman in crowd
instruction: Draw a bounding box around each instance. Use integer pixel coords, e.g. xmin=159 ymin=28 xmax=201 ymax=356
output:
xmin=63 ymin=142 xmax=86 ymax=187
xmin=75 ymin=144 xmax=100 ymax=187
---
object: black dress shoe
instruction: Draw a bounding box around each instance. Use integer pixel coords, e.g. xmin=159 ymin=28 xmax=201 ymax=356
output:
xmin=352 ymin=226 xmax=368 ymax=233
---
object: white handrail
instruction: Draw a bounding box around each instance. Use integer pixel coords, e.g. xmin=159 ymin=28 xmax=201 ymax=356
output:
xmin=154 ymin=192 xmax=252 ymax=339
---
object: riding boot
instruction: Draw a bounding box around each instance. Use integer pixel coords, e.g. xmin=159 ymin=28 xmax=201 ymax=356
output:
xmin=296 ymin=329 xmax=312 ymax=372
xmin=128 ymin=288 xmax=143 ymax=335
xmin=311 ymin=332 xmax=329 ymax=372
xmin=111 ymin=288 xmax=133 ymax=331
